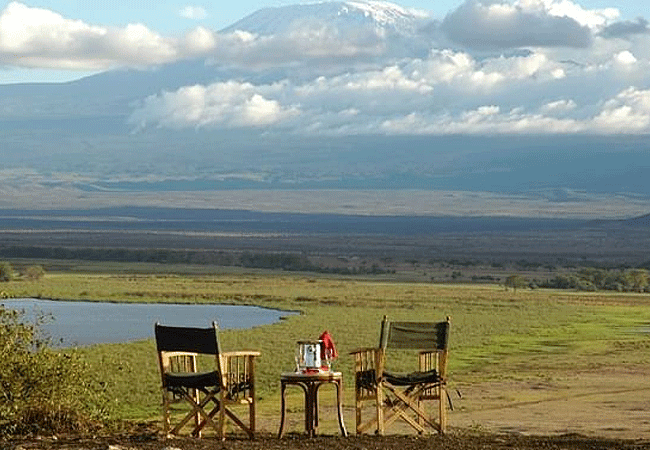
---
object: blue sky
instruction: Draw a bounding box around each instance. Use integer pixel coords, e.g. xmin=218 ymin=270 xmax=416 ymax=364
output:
xmin=3 ymin=0 xmax=645 ymax=32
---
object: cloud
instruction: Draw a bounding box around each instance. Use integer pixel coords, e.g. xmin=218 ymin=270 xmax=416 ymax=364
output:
xmin=591 ymin=87 xmax=650 ymax=133
xmin=129 ymin=81 xmax=300 ymax=129
xmin=183 ymin=26 xmax=217 ymax=54
xmin=130 ymin=51 xmax=650 ymax=136
xmin=380 ymin=106 xmax=583 ymax=135
xmin=207 ymin=22 xmax=399 ymax=70
xmin=0 ymin=2 xmax=408 ymax=71
xmin=599 ymin=18 xmax=650 ymax=38
xmin=440 ymin=0 xmax=619 ymax=49
xmin=534 ymin=0 xmax=619 ymax=28
xmin=540 ymin=99 xmax=577 ymax=113
xmin=380 ymin=87 xmax=650 ymax=135
xmin=613 ymin=50 xmax=637 ymax=65
xmin=129 ymin=47 xmax=576 ymax=132
xmin=0 ymin=2 xmax=179 ymax=69
xmin=179 ymin=6 xmax=208 ymax=20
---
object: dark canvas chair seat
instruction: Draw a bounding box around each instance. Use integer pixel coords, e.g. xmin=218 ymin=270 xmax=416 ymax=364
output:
xmin=164 ymin=370 xmax=221 ymax=390
xmin=383 ymin=369 xmax=441 ymax=386
xmin=351 ymin=316 xmax=450 ymax=435
xmin=155 ymin=322 xmax=260 ymax=440
xmin=357 ymin=369 xmax=440 ymax=390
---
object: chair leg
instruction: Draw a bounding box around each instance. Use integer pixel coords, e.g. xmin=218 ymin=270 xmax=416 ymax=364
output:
xmin=376 ymin=384 xmax=385 ymax=435
xmin=162 ymin=390 xmax=171 ymax=437
xmin=224 ymin=407 xmax=255 ymax=439
xmin=249 ymin=399 xmax=256 ymax=437
xmin=376 ymin=384 xmax=447 ymax=435
xmin=438 ymin=385 xmax=447 ymax=434
xmin=354 ymin=385 xmax=362 ymax=434
xmin=417 ymin=397 xmax=425 ymax=433
xmin=192 ymin=389 xmax=201 ymax=438
xmin=218 ymin=392 xmax=226 ymax=440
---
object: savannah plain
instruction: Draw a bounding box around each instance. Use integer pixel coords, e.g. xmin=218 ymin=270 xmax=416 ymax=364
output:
xmin=1 ymin=265 xmax=650 ymax=449
xmin=1 ymin=193 xmax=650 ymax=449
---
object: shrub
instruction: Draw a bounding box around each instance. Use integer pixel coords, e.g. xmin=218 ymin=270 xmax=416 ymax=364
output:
xmin=504 ymin=274 xmax=527 ymax=291
xmin=0 ymin=262 xmax=13 ymax=282
xmin=0 ymin=306 xmax=111 ymax=436
xmin=23 ymin=265 xmax=46 ymax=281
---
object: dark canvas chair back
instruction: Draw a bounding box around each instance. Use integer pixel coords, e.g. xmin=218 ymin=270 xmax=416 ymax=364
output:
xmin=155 ymin=323 xmax=221 ymax=355
xmin=379 ymin=318 xmax=449 ymax=351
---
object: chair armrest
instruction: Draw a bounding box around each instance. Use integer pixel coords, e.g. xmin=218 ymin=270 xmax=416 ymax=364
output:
xmin=164 ymin=351 xmax=198 ymax=358
xmin=220 ymin=350 xmax=261 ymax=358
xmin=218 ymin=351 xmax=260 ymax=395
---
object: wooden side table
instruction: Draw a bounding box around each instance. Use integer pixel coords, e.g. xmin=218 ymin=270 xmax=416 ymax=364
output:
xmin=278 ymin=371 xmax=348 ymax=438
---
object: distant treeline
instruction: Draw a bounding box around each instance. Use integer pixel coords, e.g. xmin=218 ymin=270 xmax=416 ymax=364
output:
xmin=539 ymin=267 xmax=649 ymax=292
xmin=0 ymin=245 xmax=391 ymax=276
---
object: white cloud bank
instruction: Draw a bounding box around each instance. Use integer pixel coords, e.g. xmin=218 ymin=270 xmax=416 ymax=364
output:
xmin=381 ymin=86 xmax=650 ymax=135
xmin=130 ymin=45 xmax=650 ymax=135
xmin=129 ymin=81 xmax=300 ymax=129
xmin=3 ymin=0 xmax=650 ymax=135
xmin=439 ymin=0 xmax=627 ymax=51
xmin=0 ymin=2 xmax=178 ymax=68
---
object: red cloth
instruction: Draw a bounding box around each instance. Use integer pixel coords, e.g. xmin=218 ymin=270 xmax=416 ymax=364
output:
xmin=319 ymin=330 xmax=338 ymax=360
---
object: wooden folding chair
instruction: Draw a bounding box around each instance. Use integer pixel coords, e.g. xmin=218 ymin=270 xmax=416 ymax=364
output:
xmin=351 ymin=315 xmax=450 ymax=435
xmin=154 ymin=322 xmax=260 ymax=440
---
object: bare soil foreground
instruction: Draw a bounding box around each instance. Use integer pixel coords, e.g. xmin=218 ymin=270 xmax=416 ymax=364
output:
xmin=4 ymin=430 xmax=649 ymax=450
xmin=452 ymin=367 xmax=650 ymax=439
xmin=6 ymin=367 xmax=650 ymax=450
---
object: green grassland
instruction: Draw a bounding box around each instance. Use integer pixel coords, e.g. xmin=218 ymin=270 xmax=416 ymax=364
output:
xmin=2 ymin=266 xmax=650 ymax=429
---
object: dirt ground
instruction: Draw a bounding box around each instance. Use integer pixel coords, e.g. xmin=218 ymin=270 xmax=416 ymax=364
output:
xmin=451 ymin=367 xmax=650 ymax=440
xmin=5 ymin=432 xmax=649 ymax=450
xmin=5 ymin=367 xmax=650 ymax=450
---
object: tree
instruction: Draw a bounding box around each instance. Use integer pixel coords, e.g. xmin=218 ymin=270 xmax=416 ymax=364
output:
xmin=23 ymin=264 xmax=45 ymax=281
xmin=504 ymin=274 xmax=526 ymax=292
xmin=0 ymin=262 xmax=13 ymax=282
xmin=628 ymin=268 xmax=649 ymax=292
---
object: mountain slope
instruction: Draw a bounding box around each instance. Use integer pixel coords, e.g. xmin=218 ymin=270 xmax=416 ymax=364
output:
xmin=620 ymin=213 xmax=650 ymax=228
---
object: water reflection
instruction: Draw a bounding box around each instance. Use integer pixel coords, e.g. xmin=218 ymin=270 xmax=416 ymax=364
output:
xmin=2 ymin=299 xmax=293 ymax=347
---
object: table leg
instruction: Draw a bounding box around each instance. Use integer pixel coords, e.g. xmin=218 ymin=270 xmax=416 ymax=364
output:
xmin=335 ymin=379 xmax=349 ymax=437
xmin=278 ymin=381 xmax=287 ymax=438
xmin=305 ymin=382 xmax=314 ymax=437
xmin=313 ymin=383 xmax=320 ymax=429
xmin=279 ymin=376 xmax=347 ymax=438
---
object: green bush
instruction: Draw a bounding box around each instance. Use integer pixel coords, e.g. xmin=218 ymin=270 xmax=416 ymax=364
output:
xmin=0 ymin=306 xmax=111 ymax=436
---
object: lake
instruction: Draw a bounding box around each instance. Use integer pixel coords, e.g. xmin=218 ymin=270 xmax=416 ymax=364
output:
xmin=2 ymin=299 xmax=294 ymax=347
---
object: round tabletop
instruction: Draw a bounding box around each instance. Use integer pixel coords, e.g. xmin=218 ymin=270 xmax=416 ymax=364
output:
xmin=281 ymin=371 xmax=342 ymax=382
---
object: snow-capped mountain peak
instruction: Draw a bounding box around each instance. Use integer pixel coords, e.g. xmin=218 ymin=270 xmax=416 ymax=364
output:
xmin=221 ymin=0 xmax=431 ymax=37
xmin=339 ymin=1 xmax=429 ymax=26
